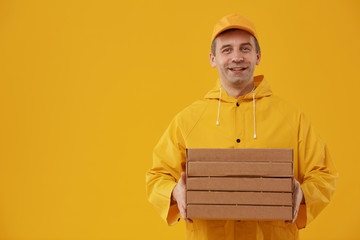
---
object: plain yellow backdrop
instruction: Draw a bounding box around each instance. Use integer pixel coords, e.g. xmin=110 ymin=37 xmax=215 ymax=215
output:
xmin=0 ymin=0 xmax=359 ymax=239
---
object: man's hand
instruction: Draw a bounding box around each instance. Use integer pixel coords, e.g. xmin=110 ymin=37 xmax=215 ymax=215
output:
xmin=171 ymin=172 xmax=193 ymax=223
xmin=285 ymin=177 xmax=304 ymax=224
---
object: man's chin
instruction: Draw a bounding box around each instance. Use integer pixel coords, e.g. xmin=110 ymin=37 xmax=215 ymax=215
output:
xmin=227 ymin=78 xmax=251 ymax=85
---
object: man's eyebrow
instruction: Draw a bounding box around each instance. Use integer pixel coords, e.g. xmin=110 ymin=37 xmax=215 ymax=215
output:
xmin=240 ymin=42 xmax=253 ymax=46
xmin=220 ymin=44 xmax=232 ymax=50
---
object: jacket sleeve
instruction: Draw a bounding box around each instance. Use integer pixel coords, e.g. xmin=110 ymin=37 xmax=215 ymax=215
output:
xmin=297 ymin=112 xmax=338 ymax=227
xmin=145 ymin=116 xmax=186 ymax=226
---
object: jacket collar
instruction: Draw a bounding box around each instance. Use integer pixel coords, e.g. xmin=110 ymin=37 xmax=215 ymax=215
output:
xmin=204 ymin=75 xmax=272 ymax=102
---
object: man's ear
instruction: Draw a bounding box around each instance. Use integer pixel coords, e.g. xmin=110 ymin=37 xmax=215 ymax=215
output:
xmin=210 ymin=52 xmax=216 ymax=68
xmin=256 ymin=50 xmax=261 ymax=65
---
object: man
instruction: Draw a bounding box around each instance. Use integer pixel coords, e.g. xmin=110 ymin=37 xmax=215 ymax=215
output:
xmin=146 ymin=14 xmax=338 ymax=240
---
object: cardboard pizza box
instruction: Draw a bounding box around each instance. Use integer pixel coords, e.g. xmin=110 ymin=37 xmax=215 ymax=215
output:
xmin=186 ymin=148 xmax=294 ymax=220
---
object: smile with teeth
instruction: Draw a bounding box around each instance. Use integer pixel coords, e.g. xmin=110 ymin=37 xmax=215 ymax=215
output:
xmin=229 ymin=67 xmax=247 ymax=71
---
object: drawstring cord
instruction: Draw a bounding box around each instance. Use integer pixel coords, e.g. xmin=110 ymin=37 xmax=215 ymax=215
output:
xmin=216 ymin=87 xmax=222 ymax=126
xmin=252 ymin=92 xmax=257 ymax=139
xmin=216 ymin=85 xmax=257 ymax=139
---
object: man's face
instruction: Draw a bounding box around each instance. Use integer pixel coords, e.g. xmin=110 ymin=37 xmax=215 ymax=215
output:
xmin=210 ymin=29 xmax=261 ymax=87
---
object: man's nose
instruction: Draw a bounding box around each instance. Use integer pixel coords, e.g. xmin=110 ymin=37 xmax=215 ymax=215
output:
xmin=232 ymin=50 xmax=244 ymax=62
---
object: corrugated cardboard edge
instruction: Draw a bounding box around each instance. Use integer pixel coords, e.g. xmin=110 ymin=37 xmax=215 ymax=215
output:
xmin=187 ymin=177 xmax=293 ymax=192
xmin=188 ymin=162 xmax=293 ymax=177
xmin=187 ymin=205 xmax=293 ymax=220
xmin=187 ymin=191 xmax=293 ymax=205
xmin=187 ymin=148 xmax=293 ymax=162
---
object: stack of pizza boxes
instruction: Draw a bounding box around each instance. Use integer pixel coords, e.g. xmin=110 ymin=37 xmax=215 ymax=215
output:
xmin=186 ymin=148 xmax=293 ymax=220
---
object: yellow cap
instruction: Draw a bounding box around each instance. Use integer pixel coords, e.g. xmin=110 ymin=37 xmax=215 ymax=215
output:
xmin=211 ymin=14 xmax=258 ymax=43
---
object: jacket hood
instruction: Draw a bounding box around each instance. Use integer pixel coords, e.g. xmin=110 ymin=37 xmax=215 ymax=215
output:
xmin=204 ymin=75 xmax=272 ymax=138
xmin=204 ymin=75 xmax=272 ymax=102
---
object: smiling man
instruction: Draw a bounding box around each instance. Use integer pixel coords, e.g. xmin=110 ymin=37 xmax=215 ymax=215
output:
xmin=210 ymin=28 xmax=261 ymax=98
xmin=146 ymin=14 xmax=338 ymax=240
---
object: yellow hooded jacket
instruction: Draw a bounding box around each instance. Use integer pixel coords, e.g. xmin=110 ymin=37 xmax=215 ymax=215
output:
xmin=146 ymin=75 xmax=338 ymax=240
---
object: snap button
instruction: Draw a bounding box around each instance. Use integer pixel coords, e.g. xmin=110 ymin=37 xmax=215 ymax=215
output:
xmin=236 ymin=139 xmax=240 ymax=143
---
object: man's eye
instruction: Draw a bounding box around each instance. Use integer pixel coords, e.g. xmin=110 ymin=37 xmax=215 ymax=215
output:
xmin=223 ymin=48 xmax=231 ymax=53
xmin=241 ymin=47 xmax=250 ymax=51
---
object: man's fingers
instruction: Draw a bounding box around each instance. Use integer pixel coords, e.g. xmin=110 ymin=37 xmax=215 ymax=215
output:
xmin=180 ymin=172 xmax=186 ymax=184
xmin=179 ymin=208 xmax=193 ymax=223
xmin=176 ymin=171 xmax=192 ymax=223
xmin=180 ymin=210 xmax=193 ymax=223
xmin=285 ymin=195 xmax=301 ymax=224
xmin=284 ymin=177 xmax=303 ymax=225
xmin=181 ymin=203 xmax=187 ymax=216
xmin=179 ymin=207 xmax=186 ymax=219
xmin=179 ymin=203 xmax=187 ymax=218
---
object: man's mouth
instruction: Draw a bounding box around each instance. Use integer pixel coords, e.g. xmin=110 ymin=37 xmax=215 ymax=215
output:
xmin=228 ymin=67 xmax=247 ymax=72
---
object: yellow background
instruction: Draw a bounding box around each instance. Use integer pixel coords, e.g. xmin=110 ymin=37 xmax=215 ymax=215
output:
xmin=0 ymin=0 xmax=359 ymax=239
